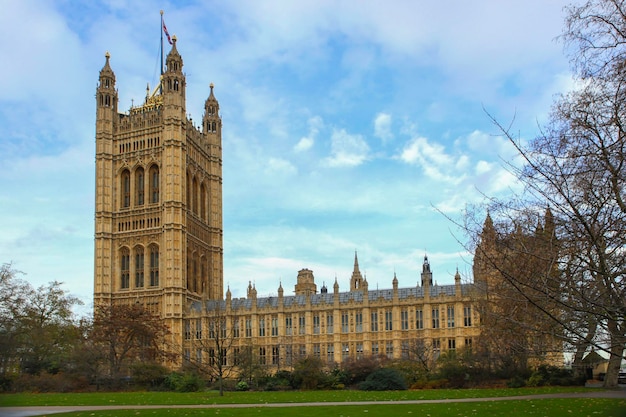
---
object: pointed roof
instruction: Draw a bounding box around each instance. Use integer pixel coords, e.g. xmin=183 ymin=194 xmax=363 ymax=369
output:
xmin=99 ymin=51 xmax=115 ymax=80
xmin=353 ymin=251 xmax=360 ymax=273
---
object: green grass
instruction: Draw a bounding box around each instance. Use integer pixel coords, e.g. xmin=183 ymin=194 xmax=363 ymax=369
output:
xmin=26 ymin=398 xmax=626 ymax=417
xmin=0 ymin=387 xmax=600 ymax=407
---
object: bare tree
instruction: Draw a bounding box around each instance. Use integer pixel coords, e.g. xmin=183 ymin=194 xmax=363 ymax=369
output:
xmin=185 ymin=300 xmax=239 ymax=396
xmin=474 ymin=69 xmax=626 ymax=386
xmin=462 ymin=0 xmax=626 ymax=388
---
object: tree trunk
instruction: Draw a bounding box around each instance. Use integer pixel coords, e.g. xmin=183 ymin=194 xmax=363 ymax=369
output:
xmin=603 ymin=321 xmax=624 ymax=388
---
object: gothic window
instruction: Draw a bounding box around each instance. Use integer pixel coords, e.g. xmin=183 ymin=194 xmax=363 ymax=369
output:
xmin=192 ymin=177 xmax=198 ymax=215
xmin=259 ymin=317 xmax=266 ymax=337
xmin=186 ymin=173 xmax=191 ymax=211
xmin=326 ymin=344 xmax=334 ymax=363
xmin=285 ymin=316 xmax=293 ymax=335
xmin=192 ymin=254 xmax=198 ymax=293
xmin=464 ymin=306 xmax=472 ymax=327
xmin=121 ymin=170 xmax=130 ymax=208
xmin=401 ymin=309 xmax=409 ymax=330
xmin=341 ymin=313 xmax=349 ymax=333
xmin=149 ymin=165 xmax=159 ymax=203
xmin=447 ymin=306 xmax=455 ymax=328
xmin=371 ymin=312 xmax=378 ymax=332
xmin=149 ymin=245 xmax=159 ymax=286
xmin=135 ymin=246 xmax=144 ymax=288
xmin=120 ymin=248 xmax=130 ymax=289
xmin=432 ymin=308 xmax=440 ymax=329
xmin=272 ymin=346 xmax=280 ymax=365
xmin=326 ymin=314 xmax=334 ymax=334
xmin=385 ymin=310 xmax=393 ymax=331
xmin=200 ymin=183 xmax=207 ymax=221
xmin=313 ymin=314 xmax=320 ymax=334
xmin=259 ymin=347 xmax=266 ymax=365
xmin=355 ymin=312 xmax=362 ymax=333
xmin=416 ymin=309 xmax=423 ymax=329
xmin=136 ymin=167 xmax=145 ymax=206
xmin=211 ymin=121 xmax=216 ymax=132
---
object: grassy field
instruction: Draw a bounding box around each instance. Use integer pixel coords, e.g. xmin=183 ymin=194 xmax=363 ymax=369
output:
xmin=1 ymin=388 xmax=625 ymax=417
xmin=0 ymin=386 xmax=598 ymax=406
xmin=5 ymin=398 xmax=626 ymax=417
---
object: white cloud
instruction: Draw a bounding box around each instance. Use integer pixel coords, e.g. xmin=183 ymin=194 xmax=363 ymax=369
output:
xmin=324 ymin=128 xmax=369 ymax=167
xmin=374 ymin=112 xmax=393 ymax=143
xmin=294 ymin=116 xmax=323 ymax=152
xmin=294 ymin=137 xmax=314 ymax=152
xmin=266 ymin=157 xmax=297 ymax=176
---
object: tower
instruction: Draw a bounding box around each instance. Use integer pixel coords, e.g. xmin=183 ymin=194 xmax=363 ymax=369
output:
xmin=93 ymin=39 xmax=223 ymax=357
xmin=350 ymin=251 xmax=364 ymax=291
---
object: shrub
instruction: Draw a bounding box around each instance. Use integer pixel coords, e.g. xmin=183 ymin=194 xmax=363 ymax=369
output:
xmin=130 ymin=362 xmax=168 ymax=389
xmin=163 ymin=372 xmax=204 ymax=392
xmin=507 ymin=375 xmax=526 ymax=388
xmin=358 ymin=368 xmax=407 ymax=391
xmin=236 ymin=381 xmax=249 ymax=391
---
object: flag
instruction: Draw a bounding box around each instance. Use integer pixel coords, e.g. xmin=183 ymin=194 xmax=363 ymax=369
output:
xmin=163 ymin=20 xmax=173 ymax=45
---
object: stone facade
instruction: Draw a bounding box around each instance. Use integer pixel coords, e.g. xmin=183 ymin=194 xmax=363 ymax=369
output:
xmin=94 ymin=41 xmax=557 ymax=371
xmin=94 ymin=39 xmax=223 ymax=356
xmin=184 ymin=253 xmax=481 ymax=367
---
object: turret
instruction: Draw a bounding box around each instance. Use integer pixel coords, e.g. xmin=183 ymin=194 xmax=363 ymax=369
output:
xmin=203 ymin=83 xmax=222 ymax=144
xmin=162 ymin=36 xmax=185 ymax=110
xmin=96 ymin=52 xmax=118 ymax=118
xmin=350 ymin=251 xmax=364 ymax=291
xmin=294 ymin=268 xmax=317 ymax=296
xmin=421 ymin=255 xmax=433 ymax=287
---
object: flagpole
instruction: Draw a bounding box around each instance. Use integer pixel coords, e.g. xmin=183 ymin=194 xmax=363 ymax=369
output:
xmin=160 ymin=10 xmax=164 ymax=94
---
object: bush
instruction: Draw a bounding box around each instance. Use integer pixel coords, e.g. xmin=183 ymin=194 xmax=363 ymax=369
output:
xmin=163 ymin=372 xmax=204 ymax=392
xmin=507 ymin=375 xmax=526 ymax=388
xmin=130 ymin=362 xmax=168 ymax=389
xmin=358 ymin=368 xmax=407 ymax=391
xmin=236 ymin=381 xmax=249 ymax=391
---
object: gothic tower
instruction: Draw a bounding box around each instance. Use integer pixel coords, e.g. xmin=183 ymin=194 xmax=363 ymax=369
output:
xmin=94 ymin=39 xmax=223 ymax=356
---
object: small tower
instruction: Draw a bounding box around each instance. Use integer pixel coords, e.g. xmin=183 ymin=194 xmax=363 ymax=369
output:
xmin=294 ymin=268 xmax=317 ymax=296
xmin=203 ymin=83 xmax=222 ymax=143
xmin=350 ymin=251 xmax=364 ymax=291
xmin=421 ymin=255 xmax=433 ymax=287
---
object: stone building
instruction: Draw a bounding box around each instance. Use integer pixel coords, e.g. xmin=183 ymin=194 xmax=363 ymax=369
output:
xmin=94 ymin=38 xmax=223 ymax=355
xmin=94 ymin=41 xmax=556 ymax=371
xmin=184 ymin=253 xmax=480 ymax=368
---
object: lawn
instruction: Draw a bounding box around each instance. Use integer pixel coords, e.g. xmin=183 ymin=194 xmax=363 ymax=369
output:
xmin=15 ymin=398 xmax=626 ymax=417
xmin=0 ymin=386 xmax=597 ymax=407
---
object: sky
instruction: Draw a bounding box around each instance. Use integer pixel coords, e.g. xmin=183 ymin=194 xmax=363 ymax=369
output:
xmin=0 ymin=0 xmax=578 ymax=312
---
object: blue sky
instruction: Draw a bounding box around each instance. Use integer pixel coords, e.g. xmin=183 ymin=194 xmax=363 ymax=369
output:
xmin=0 ymin=0 xmax=576 ymax=310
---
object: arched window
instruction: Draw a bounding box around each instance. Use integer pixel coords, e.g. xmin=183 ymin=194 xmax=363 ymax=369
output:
xmin=186 ymin=173 xmax=191 ymax=211
xmin=149 ymin=245 xmax=159 ymax=286
xmin=200 ymin=183 xmax=207 ymax=221
xmin=121 ymin=170 xmax=131 ymax=208
xmin=135 ymin=246 xmax=144 ymax=288
xmin=149 ymin=165 xmax=159 ymax=203
xmin=136 ymin=167 xmax=145 ymax=206
xmin=120 ymin=248 xmax=130 ymax=289
xmin=192 ymin=177 xmax=199 ymax=215
xmin=200 ymin=257 xmax=206 ymax=295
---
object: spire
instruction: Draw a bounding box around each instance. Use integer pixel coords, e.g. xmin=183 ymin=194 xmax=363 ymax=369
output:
xmin=97 ymin=51 xmax=117 ymax=112
xmin=203 ymin=83 xmax=221 ymax=135
xmin=99 ymin=51 xmax=115 ymax=81
xmin=350 ymin=251 xmax=364 ymax=291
